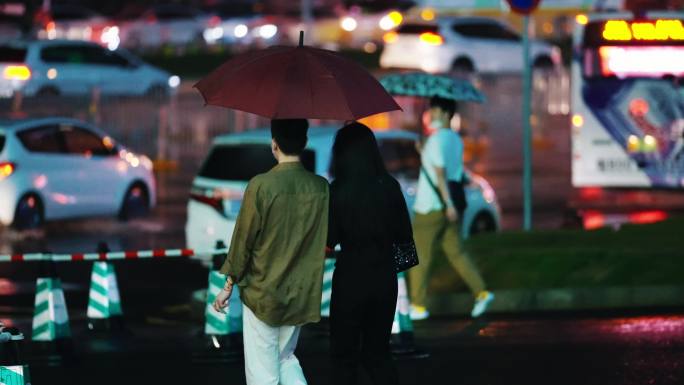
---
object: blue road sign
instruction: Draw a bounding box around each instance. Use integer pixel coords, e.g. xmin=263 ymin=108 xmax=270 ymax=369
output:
xmin=505 ymin=0 xmax=541 ymax=14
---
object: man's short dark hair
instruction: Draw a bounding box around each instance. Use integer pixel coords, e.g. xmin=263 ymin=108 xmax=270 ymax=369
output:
xmin=271 ymin=119 xmax=308 ymax=155
xmin=429 ymin=96 xmax=458 ymax=118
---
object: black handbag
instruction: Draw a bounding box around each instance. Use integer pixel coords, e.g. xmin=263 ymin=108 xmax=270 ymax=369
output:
xmin=447 ymin=179 xmax=468 ymax=216
xmin=392 ymin=241 xmax=419 ymax=272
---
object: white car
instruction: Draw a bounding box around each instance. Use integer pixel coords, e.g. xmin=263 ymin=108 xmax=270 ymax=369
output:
xmin=116 ymin=4 xmax=213 ymax=50
xmin=186 ymin=127 xmax=500 ymax=264
xmin=380 ymin=17 xmax=561 ymax=74
xmin=0 ymin=117 xmax=156 ymax=229
xmin=201 ymin=2 xmax=276 ymax=47
xmin=0 ymin=40 xmax=180 ymax=98
xmin=37 ymin=5 xmax=119 ymax=49
xmin=336 ymin=1 xmax=414 ymax=48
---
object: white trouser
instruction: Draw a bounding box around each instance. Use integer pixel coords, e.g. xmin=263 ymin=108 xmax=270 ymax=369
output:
xmin=242 ymin=304 xmax=307 ymax=385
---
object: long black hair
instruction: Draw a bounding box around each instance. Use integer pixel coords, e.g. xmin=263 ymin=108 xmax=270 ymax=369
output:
xmin=331 ymin=122 xmax=387 ymax=180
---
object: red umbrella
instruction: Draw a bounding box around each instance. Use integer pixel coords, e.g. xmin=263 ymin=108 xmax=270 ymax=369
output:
xmin=194 ymin=33 xmax=401 ymax=120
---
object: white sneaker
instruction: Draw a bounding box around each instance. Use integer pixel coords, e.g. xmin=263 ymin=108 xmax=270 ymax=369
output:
xmin=410 ymin=304 xmax=430 ymax=321
xmin=471 ymin=291 xmax=495 ymax=318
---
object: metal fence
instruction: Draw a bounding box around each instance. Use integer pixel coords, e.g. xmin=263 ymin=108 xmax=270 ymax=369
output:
xmin=1 ymin=68 xmax=571 ymax=168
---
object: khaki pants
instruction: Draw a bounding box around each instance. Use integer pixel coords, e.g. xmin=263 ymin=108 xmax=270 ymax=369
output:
xmin=409 ymin=211 xmax=486 ymax=307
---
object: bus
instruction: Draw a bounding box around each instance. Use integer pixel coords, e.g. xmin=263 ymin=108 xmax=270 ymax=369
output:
xmin=571 ymin=12 xmax=684 ymax=188
xmin=569 ymin=12 xmax=684 ymax=226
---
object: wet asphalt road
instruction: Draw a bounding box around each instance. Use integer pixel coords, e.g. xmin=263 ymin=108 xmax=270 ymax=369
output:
xmin=2 ymin=254 xmax=683 ymax=385
xmin=6 ymin=307 xmax=684 ymax=385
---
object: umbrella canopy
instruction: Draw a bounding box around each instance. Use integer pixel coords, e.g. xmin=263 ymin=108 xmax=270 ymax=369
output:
xmin=195 ymin=38 xmax=401 ymax=120
xmin=379 ymin=72 xmax=487 ymax=103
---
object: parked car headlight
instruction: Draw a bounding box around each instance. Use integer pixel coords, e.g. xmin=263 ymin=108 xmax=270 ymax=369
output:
xmin=379 ymin=11 xmax=403 ymax=31
xmin=258 ymin=24 xmax=277 ymax=39
xmin=341 ymin=16 xmax=357 ymax=32
xmin=168 ymin=75 xmax=180 ymax=88
xmin=203 ymin=26 xmax=224 ymax=42
xmin=140 ymin=155 xmax=153 ymax=171
xmin=101 ymin=26 xmax=120 ymax=51
xmin=234 ymin=24 xmax=248 ymax=38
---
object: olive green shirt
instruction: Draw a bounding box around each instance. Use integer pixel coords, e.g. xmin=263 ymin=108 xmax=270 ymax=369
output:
xmin=220 ymin=161 xmax=329 ymax=326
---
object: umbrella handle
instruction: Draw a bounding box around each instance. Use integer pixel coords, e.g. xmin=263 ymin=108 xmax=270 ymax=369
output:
xmin=299 ymin=31 xmax=304 ymax=47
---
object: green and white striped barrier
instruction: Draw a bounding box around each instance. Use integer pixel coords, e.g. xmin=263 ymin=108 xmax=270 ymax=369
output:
xmin=392 ymin=272 xmax=414 ymax=335
xmin=87 ymin=262 xmax=123 ymax=320
xmin=31 ymin=278 xmax=71 ymax=342
xmin=0 ymin=365 xmax=31 ymax=385
xmin=320 ymin=259 xmax=335 ymax=317
xmin=205 ymin=271 xmax=242 ymax=335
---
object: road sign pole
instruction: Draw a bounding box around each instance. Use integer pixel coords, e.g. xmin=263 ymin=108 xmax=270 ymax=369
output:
xmin=522 ymin=15 xmax=533 ymax=231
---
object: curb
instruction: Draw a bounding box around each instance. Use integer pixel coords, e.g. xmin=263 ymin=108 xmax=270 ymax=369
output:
xmin=426 ymin=285 xmax=684 ymax=316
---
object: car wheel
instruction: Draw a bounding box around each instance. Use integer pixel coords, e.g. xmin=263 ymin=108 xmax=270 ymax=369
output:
xmin=12 ymin=194 xmax=43 ymax=230
xmin=146 ymin=84 xmax=169 ymax=103
xmin=469 ymin=212 xmax=496 ymax=237
xmin=36 ymin=87 xmax=60 ymax=98
xmin=450 ymin=58 xmax=475 ymax=79
xmin=119 ymin=183 xmax=150 ymax=221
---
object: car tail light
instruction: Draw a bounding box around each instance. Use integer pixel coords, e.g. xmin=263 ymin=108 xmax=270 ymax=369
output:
xmin=419 ymin=32 xmax=443 ymax=46
xmin=145 ymin=13 xmax=157 ymax=24
xmin=629 ymin=210 xmax=667 ymax=225
xmin=0 ymin=162 xmax=16 ymax=180
xmin=208 ymin=15 xmax=221 ymax=28
xmin=383 ymin=31 xmax=398 ymax=44
xmin=3 ymin=65 xmax=31 ymax=81
xmin=582 ymin=210 xmax=605 ymax=230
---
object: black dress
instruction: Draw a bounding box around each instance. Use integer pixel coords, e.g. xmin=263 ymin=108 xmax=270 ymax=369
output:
xmin=327 ymin=174 xmax=414 ymax=385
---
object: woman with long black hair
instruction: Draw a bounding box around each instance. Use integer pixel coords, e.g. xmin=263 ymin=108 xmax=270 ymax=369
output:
xmin=327 ymin=122 xmax=414 ymax=385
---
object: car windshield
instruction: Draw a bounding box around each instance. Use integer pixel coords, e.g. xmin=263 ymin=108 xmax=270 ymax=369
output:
xmin=0 ymin=46 xmax=27 ymax=62
xmin=344 ymin=0 xmax=415 ymax=12
xmin=452 ymin=22 xmax=520 ymax=41
xmin=377 ymin=138 xmax=420 ymax=179
xmin=397 ymin=23 xmax=438 ymax=35
xmin=199 ymin=144 xmax=316 ymax=181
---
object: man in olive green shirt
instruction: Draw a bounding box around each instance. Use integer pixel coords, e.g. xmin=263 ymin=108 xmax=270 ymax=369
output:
xmin=213 ymin=119 xmax=328 ymax=385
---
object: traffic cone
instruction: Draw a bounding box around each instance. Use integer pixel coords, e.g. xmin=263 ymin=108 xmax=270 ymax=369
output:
xmin=31 ymin=262 xmax=73 ymax=365
xmin=320 ymin=258 xmax=335 ymax=318
xmin=195 ymin=241 xmax=242 ymax=363
xmin=1 ymin=327 xmax=32 ymax=385
xmin=204 ymin=271 xmax=242 ymax=339
xmin=390 ymin=272 xmax=428 ymax=358
xmin=0 ymin=365 xmax=31 ymax=385
xmin=31 ymin=278 xmax=71 ymax=342
xmin=87 ymin=242 xmax=125 ymax=332
xmin=87 ymin=262 xmax=124 ymax=331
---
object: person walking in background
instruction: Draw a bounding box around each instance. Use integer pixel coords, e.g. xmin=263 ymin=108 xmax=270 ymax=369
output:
xmin=409 ymin=97 xmax=494 ymax=320
xmin=327 ymin=122 xmax=413 ymax=385
xmin=213 ymin=119 xmax=329 ymax=385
